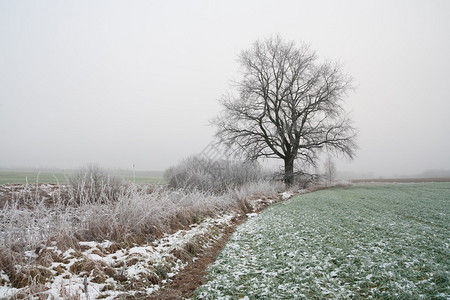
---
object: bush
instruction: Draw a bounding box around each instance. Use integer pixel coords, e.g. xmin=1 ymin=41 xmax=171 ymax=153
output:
xmin=164 ymin=156 xmax=268 ymax=193
xmin=271 ymin=170 xmax=322 ymax=189
xmin=66 ymin=164 xmax=127 ymax=205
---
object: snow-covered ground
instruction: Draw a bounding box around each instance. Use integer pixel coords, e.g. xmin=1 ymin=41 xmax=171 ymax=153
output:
xmin=1 ymin=214 xmax=235 ymax=299
xmin=194 ymin=183 xmax=450 ymax=299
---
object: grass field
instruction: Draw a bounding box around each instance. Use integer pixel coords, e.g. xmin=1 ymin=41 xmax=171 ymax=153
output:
xmin=194 ymin=183 xmax=450 ymax=299
xmin=0 ymin=171 xmax=164 ymax=185
xmin=0 ymin=171 xmax=68 ymax=185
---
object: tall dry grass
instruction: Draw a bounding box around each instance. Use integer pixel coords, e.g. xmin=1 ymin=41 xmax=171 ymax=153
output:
xmin=66 ymin=164 xmax=129 ymax=205
xmin=1 ymin=181 xmax=283 ymax=253
xmin=0 ymin=165 xmax=285 ymax=289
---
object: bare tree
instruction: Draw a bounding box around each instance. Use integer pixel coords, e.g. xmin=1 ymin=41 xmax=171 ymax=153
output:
xmin=213 ymin=36 xmax=357 ymax=185
xmin=324 ymin=155 xmax=337 ymax=185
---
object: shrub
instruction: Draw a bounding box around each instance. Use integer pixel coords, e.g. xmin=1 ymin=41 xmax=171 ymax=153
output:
xmin=164 ymin=156 xmax=268 ymax=192
xmin=66 ymin=164 xmax=127 ymax=205
xmin=271 ymin=170 xmax=322 ymax=189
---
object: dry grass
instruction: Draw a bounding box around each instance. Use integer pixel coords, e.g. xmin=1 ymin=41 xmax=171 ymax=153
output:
xmin=66 ymin=164 xmax=130 ymax=205
xmin=0 ymin=175 xmax=285 ymax=292
xmin=6 ymin=283 xmax=50 ymax=300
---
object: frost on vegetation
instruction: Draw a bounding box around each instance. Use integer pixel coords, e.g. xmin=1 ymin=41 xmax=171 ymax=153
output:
xmin=194 ymin=183 xmax=450 ymax=299
xmin=0 ymin=214 xmax=235 ymax=299
xmin=164 ymin=156 xmax=269 ymax=193
xmin=0 ymin=176 xmax=285 ymax=298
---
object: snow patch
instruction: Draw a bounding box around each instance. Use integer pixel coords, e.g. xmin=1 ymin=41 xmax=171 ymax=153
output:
xmin=280 ymin=192 xmax=292 ymax=200
xmin=1 ymin=213 xmax=236 ymax=299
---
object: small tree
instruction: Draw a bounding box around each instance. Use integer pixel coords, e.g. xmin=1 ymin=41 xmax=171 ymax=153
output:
xmin=214 ymin=36 xmax=357 ymax=185
xmin=324 ymin=155 xmax=336 ymax=185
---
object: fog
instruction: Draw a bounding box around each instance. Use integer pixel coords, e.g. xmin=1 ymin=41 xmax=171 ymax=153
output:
xmin=1 ymin=0 xmax=449 ymax=178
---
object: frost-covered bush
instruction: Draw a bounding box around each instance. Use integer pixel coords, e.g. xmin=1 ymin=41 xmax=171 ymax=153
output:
xmin=164 ymin=156 xmax=268 ymax=192
xmin=66 ymin=164 xmax=127 ymax=205
xmin=272 ymin=170 xmax=322 ymax=189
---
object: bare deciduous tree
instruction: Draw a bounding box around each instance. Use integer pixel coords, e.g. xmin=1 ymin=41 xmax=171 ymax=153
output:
xmin=214 ymin=36 xmax=357 ymax=185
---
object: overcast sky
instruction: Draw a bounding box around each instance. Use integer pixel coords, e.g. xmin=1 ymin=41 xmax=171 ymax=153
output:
xmin=1 ymin=0 xmax=449 ymax=177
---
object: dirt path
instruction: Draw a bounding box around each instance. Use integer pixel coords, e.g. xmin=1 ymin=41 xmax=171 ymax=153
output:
xmin=144 ymin=217 xmax=247 ymax=300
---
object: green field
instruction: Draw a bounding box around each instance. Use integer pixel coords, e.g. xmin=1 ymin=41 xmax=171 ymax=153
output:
xmin=0 ymin=171 xmax=68 ymax=185
xmin=0 ymin=171 xmax=164 ymax=185
xmin=194 ymin=183 xmax=450 ymax=299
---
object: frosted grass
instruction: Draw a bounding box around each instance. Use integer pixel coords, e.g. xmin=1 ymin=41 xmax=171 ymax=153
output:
xmin=194 ymin=183 xmax=450 ymax=299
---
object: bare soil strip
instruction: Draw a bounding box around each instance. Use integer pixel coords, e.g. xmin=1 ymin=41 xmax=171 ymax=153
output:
xmin=144 ymin=216 xmax=247 ymax=300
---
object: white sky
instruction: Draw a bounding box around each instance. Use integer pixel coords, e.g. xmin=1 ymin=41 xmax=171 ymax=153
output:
xmin=1 ymin=0 xmax=449 ymax=177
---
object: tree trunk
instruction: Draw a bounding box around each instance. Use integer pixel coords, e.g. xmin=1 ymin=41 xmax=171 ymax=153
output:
xmin=284 ymin=157 xmax=294 ymax=186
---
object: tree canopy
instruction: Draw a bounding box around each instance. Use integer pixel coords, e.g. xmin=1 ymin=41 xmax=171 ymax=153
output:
xmin=214 ymin=36 xmax=357 ymax=185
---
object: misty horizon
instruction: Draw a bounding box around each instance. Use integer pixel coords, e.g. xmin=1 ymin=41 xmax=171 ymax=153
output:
xmin=1 ymin=165 xmax=450 ymax=182
xmin=1 ymin=1 xmax=449 ymax=178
